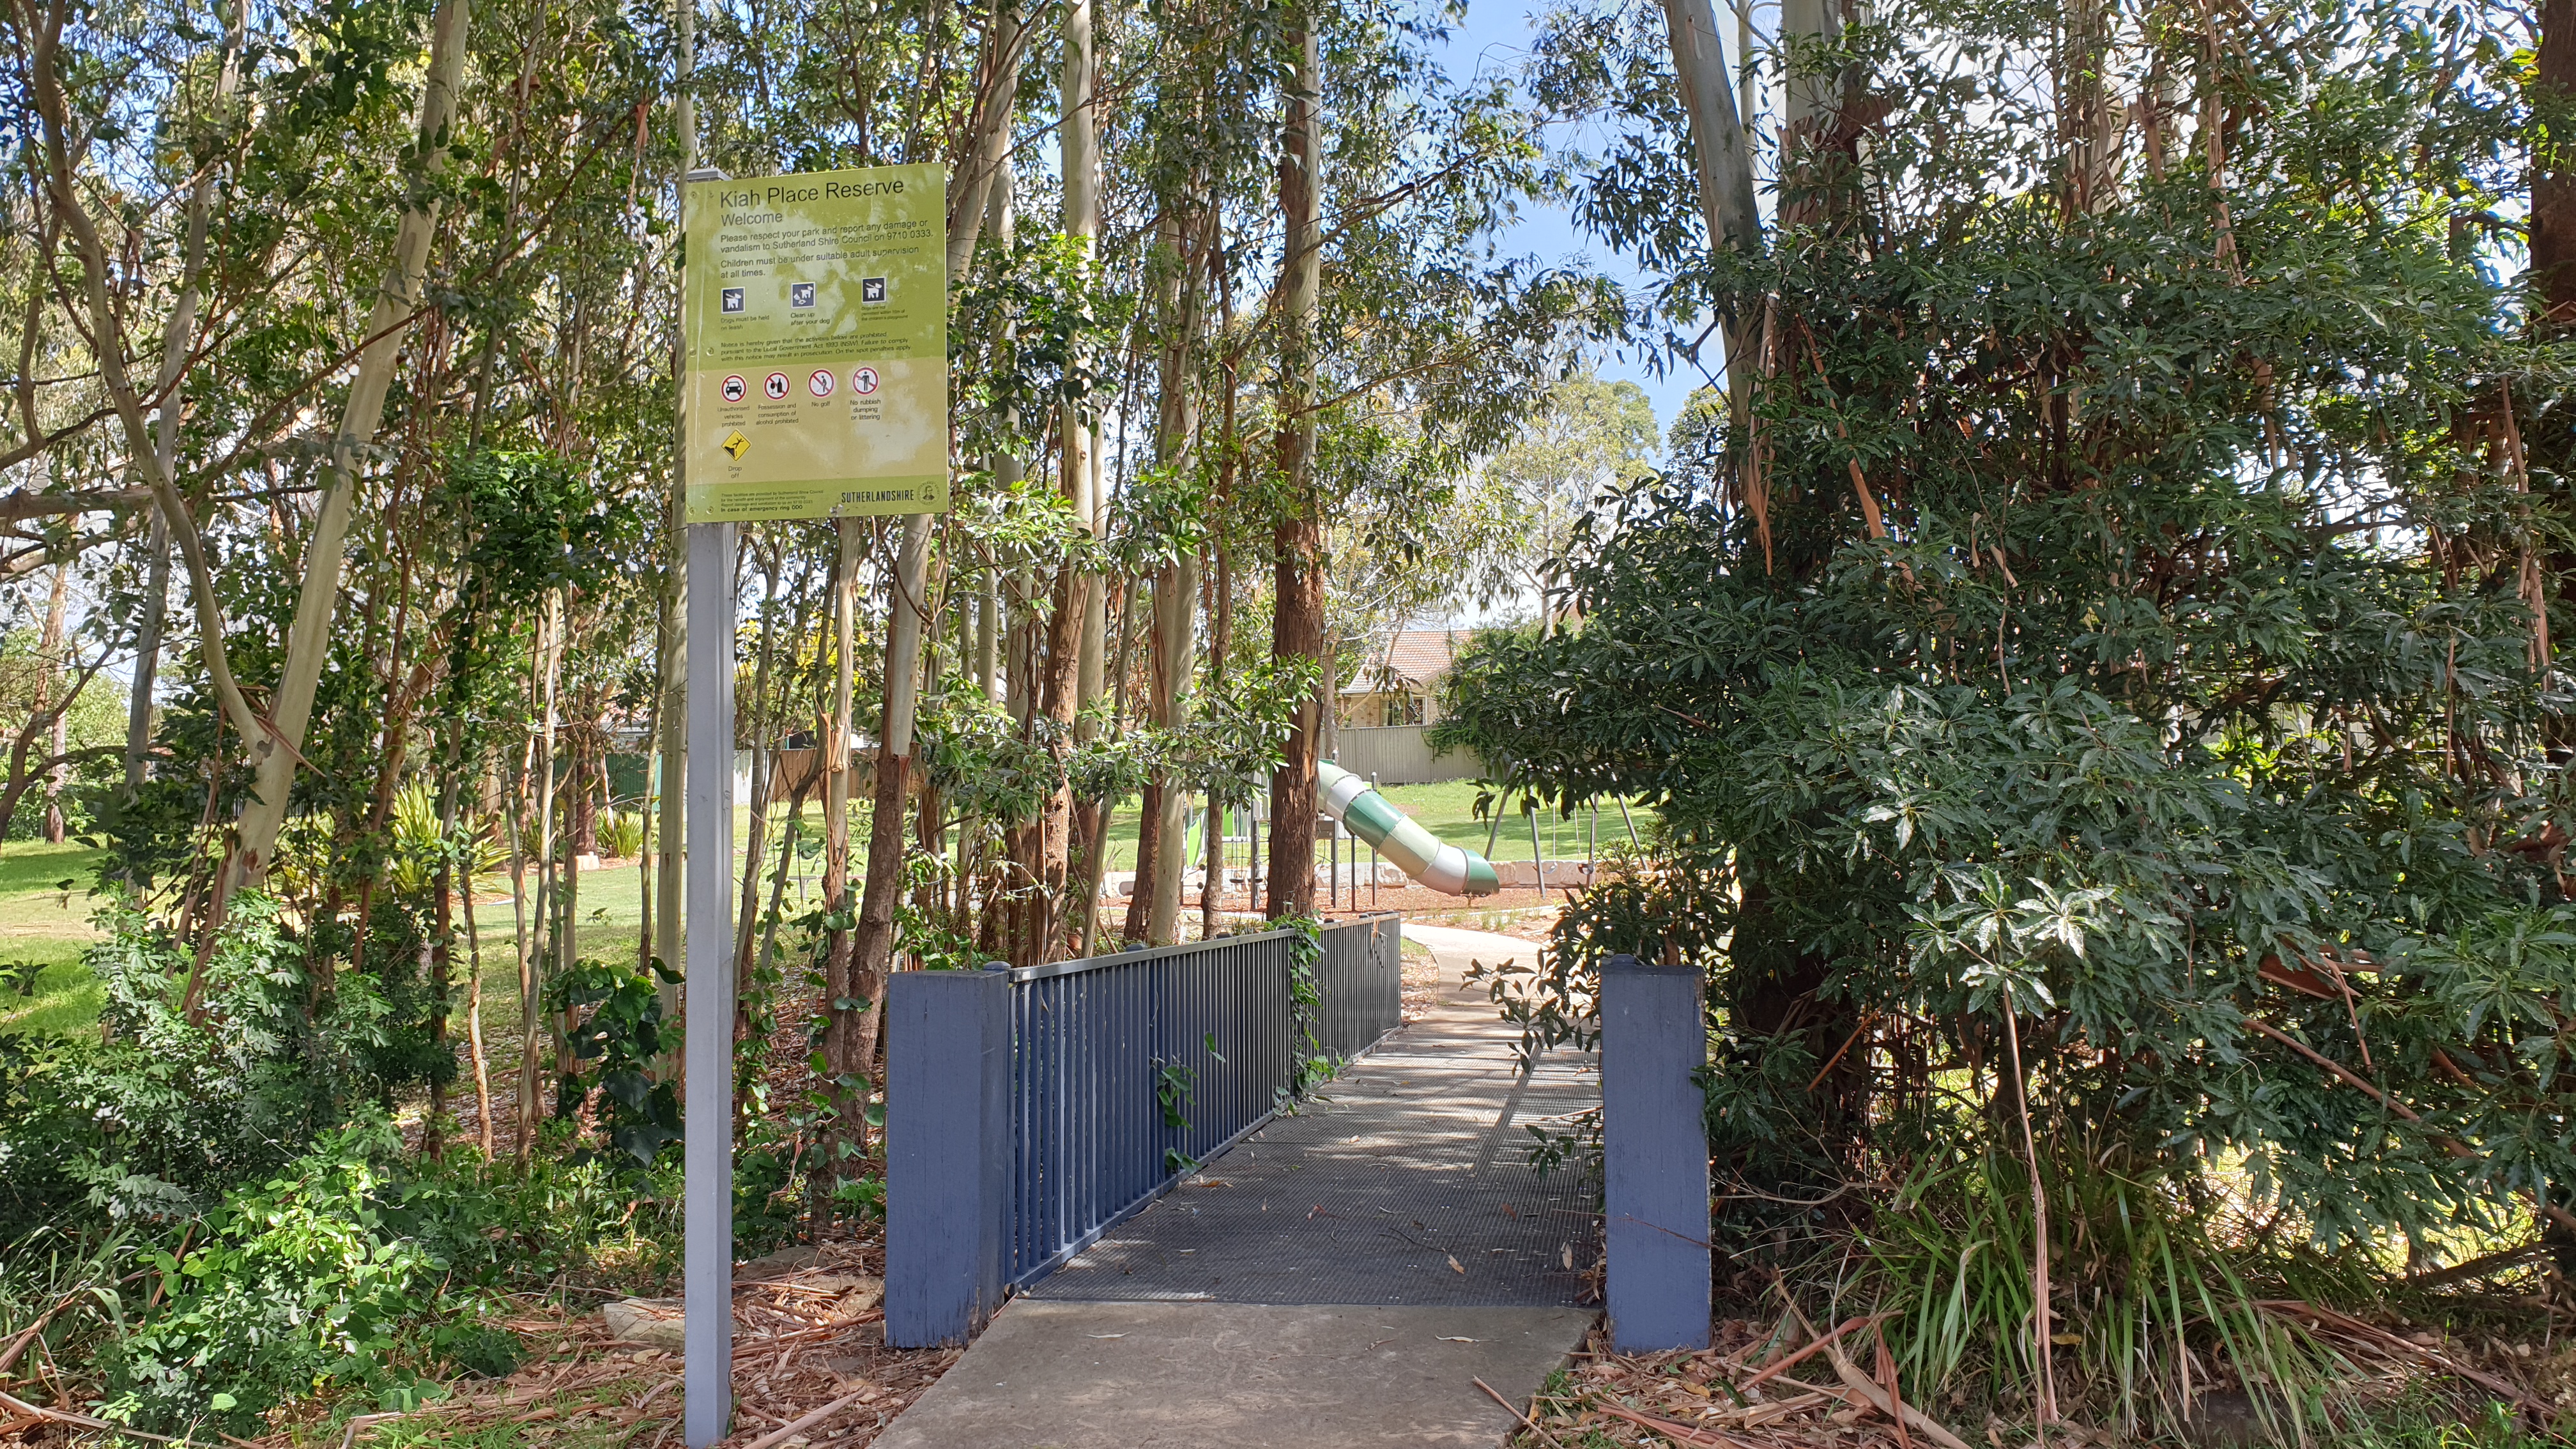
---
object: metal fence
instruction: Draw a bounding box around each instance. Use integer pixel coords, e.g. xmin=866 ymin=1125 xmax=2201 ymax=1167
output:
xmin=1310 ymin=912 xmax=1401 ymax=1062
xmin=995 ymin=914 xmax=1401 ymax=1288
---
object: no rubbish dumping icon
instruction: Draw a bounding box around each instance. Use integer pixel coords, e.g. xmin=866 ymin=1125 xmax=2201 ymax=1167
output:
xmin=851 ymin=367 xmax=880 ymax=396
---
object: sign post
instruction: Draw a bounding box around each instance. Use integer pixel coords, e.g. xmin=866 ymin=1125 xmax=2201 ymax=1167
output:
xmin=678 ymin=164 xmax=947 ymax=1448
xmin=680 ymin=517 xmax=734 ymax=1449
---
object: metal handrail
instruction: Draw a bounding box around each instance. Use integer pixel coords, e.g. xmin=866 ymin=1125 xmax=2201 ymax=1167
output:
xmin=949 ymin=914 xmax=1407 ymax=1292
xmin=996 ymin=924 xmax=1305 ymax=984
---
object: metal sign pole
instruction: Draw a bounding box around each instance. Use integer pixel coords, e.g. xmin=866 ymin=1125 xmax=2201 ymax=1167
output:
xmin=683 ymin=519 xmax=737 ymax=1447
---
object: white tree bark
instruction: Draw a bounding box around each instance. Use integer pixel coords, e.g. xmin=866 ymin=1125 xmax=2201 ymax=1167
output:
xmin=1659 ymin=0 xmax=1761 ymax=256
xmin=946 ymin=3 xmax=1027 ymax=283
xmin=1063 ymin=0 xmax=1103 ymax=714
xmin=652 ymin=0 xmax=698 ymax=1056
xmin=227 ymin=0 xmax=475 ymax=895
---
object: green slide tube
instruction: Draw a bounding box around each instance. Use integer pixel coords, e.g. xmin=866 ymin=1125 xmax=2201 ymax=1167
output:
xmin=1315 ymin=761 xmax=1501 ymax=896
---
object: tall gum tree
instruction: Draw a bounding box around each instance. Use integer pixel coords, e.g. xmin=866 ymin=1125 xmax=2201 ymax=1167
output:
xmin=224 ymin=0 xmax=477 ymax=899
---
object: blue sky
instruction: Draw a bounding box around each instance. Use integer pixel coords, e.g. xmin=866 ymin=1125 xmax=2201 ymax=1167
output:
xmin=1427 ymin=0 xmax=1714 ymax=441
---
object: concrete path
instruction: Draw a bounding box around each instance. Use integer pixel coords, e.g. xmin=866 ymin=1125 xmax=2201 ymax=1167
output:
xmin=876 ymin=923 xmax=1600 ymax=1449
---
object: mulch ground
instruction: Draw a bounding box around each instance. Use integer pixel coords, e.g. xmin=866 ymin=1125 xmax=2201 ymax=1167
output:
xmin=1506 ymin=1300 xmax=2576 ymax=1449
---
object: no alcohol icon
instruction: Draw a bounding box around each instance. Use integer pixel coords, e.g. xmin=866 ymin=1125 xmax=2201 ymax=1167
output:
xmin=763 ymin=372 xmax=790 ymax=400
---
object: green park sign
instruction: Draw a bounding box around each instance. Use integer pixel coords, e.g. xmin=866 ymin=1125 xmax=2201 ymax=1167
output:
xmin=681 ymin=164 xmax=949 ymax=521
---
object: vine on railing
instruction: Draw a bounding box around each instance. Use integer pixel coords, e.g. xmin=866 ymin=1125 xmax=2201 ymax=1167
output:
xmin=1156 ymin=1031 xmax=1224 ymax=1174
xmin=1280 ymin=912 xmax=1335 ymax=1100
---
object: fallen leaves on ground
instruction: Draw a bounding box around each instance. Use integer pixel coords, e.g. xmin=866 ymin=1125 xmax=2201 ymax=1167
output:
xmin=1509 ymin=1302 xmax=2576 ymax=1449
xmin=1508 ymin=1321 xmax=1968 ymax=1449
xmin=216 ymin=1233 xmax=960 ymax=1449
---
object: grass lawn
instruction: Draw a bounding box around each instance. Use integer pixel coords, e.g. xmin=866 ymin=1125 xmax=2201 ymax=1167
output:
xmin=1087 ymin=779 xmax=1657 ymax=873
xmin=0 ymin=840 xmax=111 ymax=1037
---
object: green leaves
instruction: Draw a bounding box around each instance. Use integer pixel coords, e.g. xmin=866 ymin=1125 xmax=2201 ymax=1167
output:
xmin=1443 ymin=0 xmax=2573 ymax=1256
xmin=541 ymin=958 xmax=680 ymax=1166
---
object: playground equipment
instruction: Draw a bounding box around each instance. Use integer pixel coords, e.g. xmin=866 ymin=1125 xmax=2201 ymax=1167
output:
xmin=1317 ymin=760 xmax=1501 ymax=896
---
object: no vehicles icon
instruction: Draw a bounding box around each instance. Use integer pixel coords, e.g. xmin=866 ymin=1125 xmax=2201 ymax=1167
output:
xmin=721 ymin=374 xmax=746 ymax=403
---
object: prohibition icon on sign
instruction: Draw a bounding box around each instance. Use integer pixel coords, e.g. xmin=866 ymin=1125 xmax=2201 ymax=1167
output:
xmin=808 ymin=369 xmax=836 ymax=399
xmin=763 ymin=372 xmax=790 ymax=400
xmin=850 ymin=367 xmax=880 ymax=396
xmin=721 ymin=375 xmax=746 ymax=403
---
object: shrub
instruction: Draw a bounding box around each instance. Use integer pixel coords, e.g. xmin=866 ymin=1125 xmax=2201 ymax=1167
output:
xmin=98 ymin=1119 xmax=445 ymax=1433
xmin=0 ymin=894 xmax=392 ymax=1229
xmin=544 ymin=956 xmax=682 ymax=1165
xmin=92 ymin=1117 xmax=680 ymax=1434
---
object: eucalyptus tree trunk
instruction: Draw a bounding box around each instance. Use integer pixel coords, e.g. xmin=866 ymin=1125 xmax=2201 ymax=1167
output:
xmin=1138 ymin=206 xmax=1206 ymax=945
xmin=731 ymin=542 xmax=785 ymax=992
xmin=226 ymin=0 xmax=475 ymax=898
xmin=122 ymin=516 xmax=169 ymax=802
xmin=518 ymin=591 xmax=565 ymax=1153
xmin=36 ymin=563 xmax=68 ymax=842
xmin=647 ymin=0 xmax=700 ymax=1072
xmin=2540 ymin=0 xmax=2576 ymax=329
xmin=1059 ymin=0 xmax=1108 ymax=951
xmin=123 ymin=2 xmax=236 ymax=810
xmin=1659 ymin=0 xmax=1760 ymax=255
xmin=425 ymin=741 xmax=462 ymax=1158
xmin=1659 ymin=0 xmax=1763 ymax=466
xmin=953 ymin=165 xmax=1017 ymax=947
xmin=464 ymin=770 xmax=497 ymax=1160
xmin=503 ymin=750 xmax=535 ymax=1155
xmin=820 ymin=520 xmax=862 ymax=1163
xmin=27 ymin=0 xmax=265 ymax=776
xmin=848 ymin=518 xmax=928 ymax=1052
xmin=830 ymin=4 xmax=1035 ymax=1135
xmin=946 ymin=3 xmax=1025 ymax=281
xmin=1264 ymin=22 xmax=1325 ymax=921
xmin=2058 ymin=0 xmax=2120 ymax=217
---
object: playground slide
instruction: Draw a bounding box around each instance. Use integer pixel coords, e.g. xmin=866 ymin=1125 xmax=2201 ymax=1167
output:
xmin=1316 ymin=761 xmax=1501 ymax=896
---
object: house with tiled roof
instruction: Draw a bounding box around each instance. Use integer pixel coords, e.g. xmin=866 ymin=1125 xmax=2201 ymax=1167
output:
xmin=1338 ymin=628 xmax=1461 ymax=729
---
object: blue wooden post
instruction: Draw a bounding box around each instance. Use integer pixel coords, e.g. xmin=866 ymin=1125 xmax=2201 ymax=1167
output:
xmin=885 ymin=966 xmax=1011 ymax=1347
xmin=1601 ymin=953 xmax=1711 ymax=1352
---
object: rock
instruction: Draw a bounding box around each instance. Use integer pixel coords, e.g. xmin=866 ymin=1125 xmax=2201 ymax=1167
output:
xmin=573 ymin=852 xmax=604 ymax=872
xmin=603 ymin=1298 xmax=687 ymax=1347
xmin=740 ymin=1244 xmax=824 ymax=1280
xmin=829 ymin=1275 xmax=884 ymax=1318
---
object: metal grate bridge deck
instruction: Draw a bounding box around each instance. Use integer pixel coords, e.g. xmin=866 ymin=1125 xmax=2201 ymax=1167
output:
xmin=1027 ymin=928 xmax=1601 ymax=1309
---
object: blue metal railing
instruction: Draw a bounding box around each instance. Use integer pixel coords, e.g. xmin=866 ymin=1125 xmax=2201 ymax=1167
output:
xmin=1310 ymin=913 xmax=1402 ymax=1062
xmin=996 ymin=915 xmax=1400 ymax=1289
